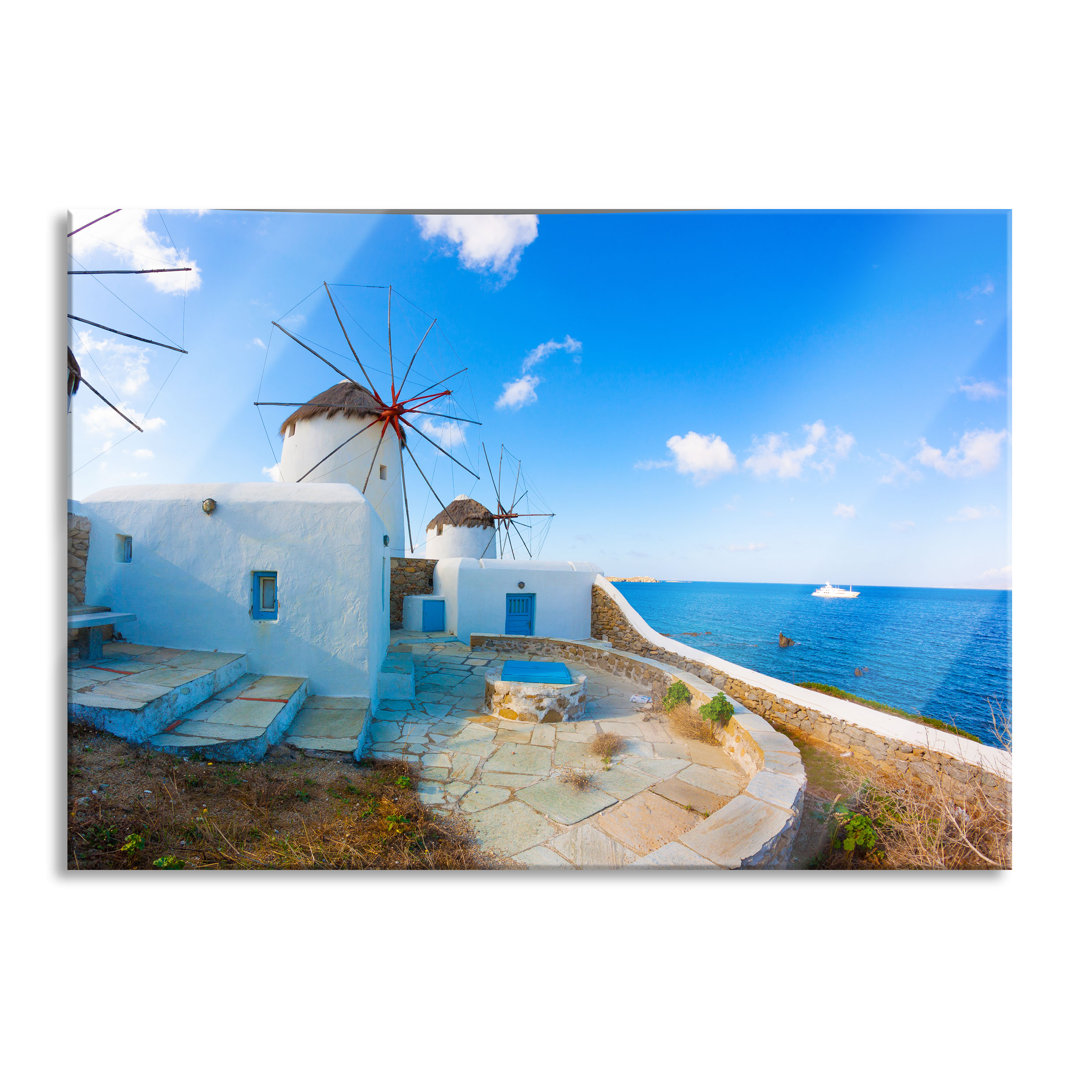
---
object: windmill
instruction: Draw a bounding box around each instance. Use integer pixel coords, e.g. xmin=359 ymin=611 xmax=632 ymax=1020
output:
xmin=256 ymin=283 xmax=481 ymax=555
xmin=479 ymin=442 xmax=555 ymax=559
xmin=66 ymin=209 xmax=192 ymax=434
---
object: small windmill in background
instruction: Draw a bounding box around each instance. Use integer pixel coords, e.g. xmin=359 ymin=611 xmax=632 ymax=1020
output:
xmin=480 ymin=442 xmax=555 ymax=558
xmin=256 ymin=283 xmax=482 ymax=554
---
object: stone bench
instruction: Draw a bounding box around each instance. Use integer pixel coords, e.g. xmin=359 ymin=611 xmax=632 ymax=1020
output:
xmin=68 ymin=611 xmax=136 ymax=660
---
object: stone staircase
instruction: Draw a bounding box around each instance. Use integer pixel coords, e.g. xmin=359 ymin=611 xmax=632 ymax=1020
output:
xmin=68 ymin=642 xmax=370 ymax=762
xmin=148 ymin=673 xmax=309 ymax=761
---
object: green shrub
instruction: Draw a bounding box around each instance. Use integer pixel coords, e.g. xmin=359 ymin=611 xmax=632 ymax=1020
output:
xmin=661 ymin=681 xmax=692 ymax=712
xmin=699 ymin=693 xmax=734 ymax=726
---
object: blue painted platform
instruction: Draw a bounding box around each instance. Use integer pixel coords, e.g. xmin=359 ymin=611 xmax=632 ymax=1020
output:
xmin=501 ymin=660 xmax=574 ymax=685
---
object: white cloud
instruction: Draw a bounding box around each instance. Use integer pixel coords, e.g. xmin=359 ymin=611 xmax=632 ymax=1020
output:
xmin=878 ymin=453 xmax=922 ymax=485
xmin=833 ymin=503 xmax=856 ymax=518
xmin=727 ymin=541 xmax=765 ymax=552
xmin=132 ymin=448 xmax=154 ymax=460
xmin=70 ymin=209 xmax=201 ymax=293
xmin=744 ymin=420 xmax=853 ymax=479
xmin=916 ymin=428 xmax=1008 ymax=477
xmin=495 ymin=374 xmax=540 ymax=410
xmin=974 ymin=318 xmax=985 ymax=326
xmin=522 ymin=335 xmax=582 ymax=371
xmin=633 ymin=459 xmax=674 ymax=471
xmin=666 ymin=432 xmax=737 ymax=484
xmin=71 ymin=331 xmax=151 ymax=397
xmin=982 ymin=565 xmax=1012 ymax=587
xmin=419 ymin=417 xmax=466 ymax=448
xmin=833 ymin=431 xmax=855 ymax=458
xmin=82 ymin=403 xmax=165 ymax=438
xmin=890 ymin=520 xmax=916 ymax=531
xmin=252 ymin=337 xmax=266 ymax=349
xmin=262 ymin=464 xmax=283 ymax=481
xmin=947 ymin=505 xmax=999 ymax=522
xmin=495 ymin=334 xmax=582 ymax=410
xmin=963 ymin=278 xmax=995 ymax=298
xmin=956 ymin=377 xmax=1003 ymax=400
xmin=415 ymin=214 xmax=539 ymax=278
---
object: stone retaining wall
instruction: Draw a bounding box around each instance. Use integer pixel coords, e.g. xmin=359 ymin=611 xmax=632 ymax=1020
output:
xmin=469 ymin=633 xmax=805 ymax=868
xmin=591 ymin=581 xmax=1011 ymax=805
xmin=389 ymin=557 xmax=436 ymax=628
xmin=68 ymin=513 xmax=89 ymax=606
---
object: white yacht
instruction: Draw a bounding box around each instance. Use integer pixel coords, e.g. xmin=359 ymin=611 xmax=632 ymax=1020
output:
xmin=812 ymin=582 xmax=860 ymax=598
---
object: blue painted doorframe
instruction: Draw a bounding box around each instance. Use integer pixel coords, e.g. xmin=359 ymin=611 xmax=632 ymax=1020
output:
xmin=505 ymin=593 xmax=535 ymax=635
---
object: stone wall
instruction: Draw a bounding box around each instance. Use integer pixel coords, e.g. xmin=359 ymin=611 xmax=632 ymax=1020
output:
xmin=389 ymin=557 xmax=437 ymax=628
xmin=591 ymin=584 xmax=1011 ymax=806
xmin=68 ymin=512 xmax=90 ymax=606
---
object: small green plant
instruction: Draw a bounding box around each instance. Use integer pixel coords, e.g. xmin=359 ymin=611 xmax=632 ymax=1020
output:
xmin=394 ymin=775 xmax=412 ymax=789
xmin=120 ymin=833 xmax=145 ymax=854
xmin=152 ymin=855 xmax=185 ymax=869
xmin=699 ymin=693 xmax=734 ymax=727
xmin=661 ymin=681 xmax=692 ymax=712
xmin=832 ymin=804 xmax=883 ymax=863
xmin=85 ymin=823 xmax=118 ymax=849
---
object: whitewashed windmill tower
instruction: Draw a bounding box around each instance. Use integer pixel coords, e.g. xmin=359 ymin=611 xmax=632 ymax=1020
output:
xmin=278 ymin=382 xmax=407 ymax=554
xmin=424 ymin=495 xmax=496 ymax=559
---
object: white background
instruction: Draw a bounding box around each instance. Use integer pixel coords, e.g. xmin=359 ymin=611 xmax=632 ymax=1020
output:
xmin=9 ymin=3 xmax=1072 ymax=1077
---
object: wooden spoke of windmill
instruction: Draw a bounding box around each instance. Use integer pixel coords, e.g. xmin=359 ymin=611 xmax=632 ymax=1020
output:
xmin=66 ymin=210 xmax=190 ymax=433
xmin=263 ymin=282 xmax=481 ymax=553
xmin=481 ymin=442 xmax=555 ymax=559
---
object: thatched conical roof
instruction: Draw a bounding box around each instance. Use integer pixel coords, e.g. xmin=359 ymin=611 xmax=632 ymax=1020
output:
xmin=280 ymin=381 xmax=383 ymax=437
xmin=426 ymin=495 xmax=494 ymax=532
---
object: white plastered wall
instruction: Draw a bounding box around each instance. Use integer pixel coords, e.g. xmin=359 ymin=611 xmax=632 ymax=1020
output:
xmin=75 ymin=483 xmax=389 ymax=699
xmin=279 ymin=409 xmax=406 ymax=556
xmin=433 ymin=558 xmax=602 ymax=641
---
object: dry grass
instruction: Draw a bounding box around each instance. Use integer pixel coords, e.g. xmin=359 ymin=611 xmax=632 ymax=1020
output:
xmin=559 ymin=768 xmax=593 ymax=790
xmin=821 ymin=714 xmax=1011 ymax=870
xmin=588 ymin=732 xmax=625 ymax=762
xmin=666 ymin=702 xmax=720 ymax=745
xmin=67 ymin=723 xmax=497 ymax=870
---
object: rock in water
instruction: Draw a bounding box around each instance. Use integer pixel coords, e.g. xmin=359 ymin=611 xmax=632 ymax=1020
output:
xmin=778 ymin=632 xmax=794 ymax=648
xmin=854 ymin=667 xmax=863 ymax=676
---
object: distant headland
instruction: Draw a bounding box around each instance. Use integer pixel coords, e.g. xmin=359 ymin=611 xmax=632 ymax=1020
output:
xmin=606 ymin=576 xmax=661 ymax=583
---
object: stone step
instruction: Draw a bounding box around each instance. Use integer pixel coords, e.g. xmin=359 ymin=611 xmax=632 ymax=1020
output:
xmin=378 ymin=652 xmax=415 ymax=700
xmin=147 ymin=674 xmax=309 ymax=762
xmin=68 ymin=644 xmax=248 ymax=742
xmin=283 ymin=695 xmax=372 ymax=757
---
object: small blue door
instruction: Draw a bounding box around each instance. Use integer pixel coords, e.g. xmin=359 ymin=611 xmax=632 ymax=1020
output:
xmin=505 ymin=593 xmax=535 ymax=635
xmin=422 ymin=599 xmax=445 ymax=632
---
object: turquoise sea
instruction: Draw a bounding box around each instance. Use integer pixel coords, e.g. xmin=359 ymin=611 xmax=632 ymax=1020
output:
xmin=611 ymin=581 xmax=1011 ymax=746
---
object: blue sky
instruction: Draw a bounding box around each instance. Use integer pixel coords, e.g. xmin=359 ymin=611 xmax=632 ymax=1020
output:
xmin=68 ymin=209 xmax=1010 ymax=588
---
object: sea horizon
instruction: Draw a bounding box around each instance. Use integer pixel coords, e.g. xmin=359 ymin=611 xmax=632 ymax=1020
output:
xmin=610 ymin=579 xmax=1011 ymax=745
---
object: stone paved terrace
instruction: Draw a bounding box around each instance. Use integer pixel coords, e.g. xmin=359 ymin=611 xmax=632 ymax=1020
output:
xmin=369 ymin=634 xmax=755 ymax=868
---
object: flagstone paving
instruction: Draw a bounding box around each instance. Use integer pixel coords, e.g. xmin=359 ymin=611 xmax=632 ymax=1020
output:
xmin=360 ymin=636 xmax=756 ymax=868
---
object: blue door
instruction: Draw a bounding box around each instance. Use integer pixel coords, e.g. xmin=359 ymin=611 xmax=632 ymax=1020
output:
xmin=422 ymin=599 xmax=445 ymax=632
xmin=505 ymin=593 xmax=535 ymax=635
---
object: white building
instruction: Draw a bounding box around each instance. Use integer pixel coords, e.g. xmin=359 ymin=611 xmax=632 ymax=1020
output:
xmin=72 ymin=482 xmax=390 ymax=698
xmin=433 ymin=558 xmax=602 ymax=642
